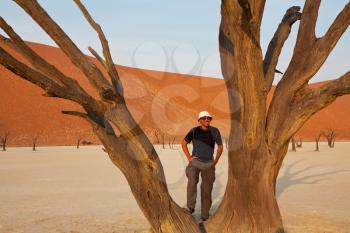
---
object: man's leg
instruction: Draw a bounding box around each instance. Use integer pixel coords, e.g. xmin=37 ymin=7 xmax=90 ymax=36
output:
xmin=186 ymin=162 xmax=200 ymax=211
xmin=200 ymin=166 xmax=215 ymax=220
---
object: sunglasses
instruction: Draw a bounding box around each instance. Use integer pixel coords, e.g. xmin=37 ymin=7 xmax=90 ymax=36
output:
xmin=200 ymin=116 xmax=212 ymax=121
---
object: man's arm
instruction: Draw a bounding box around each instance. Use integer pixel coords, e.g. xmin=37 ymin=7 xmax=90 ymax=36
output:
xmin=213 ymin=144 xmax=223 ymax=166
xmin=181 ymin=139 xmax=197 ymax=162
xmin=213 ymin=128 xmax=223 ymax=166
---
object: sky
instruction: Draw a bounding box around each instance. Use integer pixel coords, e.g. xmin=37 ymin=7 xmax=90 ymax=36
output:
xmin=0 ymin=0 xmax=349 ymax=84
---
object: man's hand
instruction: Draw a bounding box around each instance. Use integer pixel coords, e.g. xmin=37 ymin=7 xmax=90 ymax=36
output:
xmin=213 ymin=144 xmax=223 ymax=166
xmin=182 ymin=139 xmax=197 ymax=162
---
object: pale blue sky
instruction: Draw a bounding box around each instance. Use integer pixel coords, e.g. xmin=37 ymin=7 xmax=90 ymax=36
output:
xmin=0 ymin=0 xmax=349 ymax=83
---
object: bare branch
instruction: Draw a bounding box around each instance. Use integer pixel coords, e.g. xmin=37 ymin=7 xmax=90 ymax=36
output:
xmin=0 ymin=46 xmax=61 ymax=91
xmin=295 ymin=0 xmax=321 ymax=46
xmin=263 ymin=6 xmax=301 ymax=91
xmin=61 ymin=110 xmax=125 ymax=157
xmin=318 ymin=2 xmax=350 ymax=56
xmin=88 ymin=46 xmax=106 ymax=69
xmin=266 ymin=2 xmax=350 ymax=147
xmin=0 ymin=16 xmax=85 ymax=89
xmin=314 ymin=71 xmax=350 ymax=97
xmin=0 ymin=34 xmax=18 ymax=51
xmin=13 ymin=0 xmax=112 ymax=94
xmin=73 ymin=0 xmax=123 ymax=96
xmin=280 ymin=71 xmax=350 ymax=144
xmin=61 ymin=110 xmax=90 ymax=120
xmin=278 ymin=1 xmax=350 ymax=90
xmin=0 ymin=46 xmax=103 ymax=112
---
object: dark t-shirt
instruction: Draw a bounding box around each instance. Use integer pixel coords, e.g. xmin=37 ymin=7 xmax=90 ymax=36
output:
xmin=184 ymin=126 xmax=222 ymax=162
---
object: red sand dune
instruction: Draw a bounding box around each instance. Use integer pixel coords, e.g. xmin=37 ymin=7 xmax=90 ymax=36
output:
xmin=0 ymin=42 xmax=349 ymax=146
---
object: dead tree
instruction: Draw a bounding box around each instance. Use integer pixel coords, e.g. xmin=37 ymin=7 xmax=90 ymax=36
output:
xmin=167 ymin=136 xmax=176 ymax=149
xmin=153 ymin=129 xmax=160 ymax=144
xmin=331 ymin=135 xmax=336 ymax=148
xmin=1 ymin=1 xmax=350 ymax=232
xmin=290 ymin=137 xmax=296 ymax=151
xmin=325 ymin=128 xmax=336 ymax=148
xmin=76 ymin=137 xmax=82 ymax=149
xmin=171 ymin=136 xmax=176 ymax=149
xmin=168 ymin=135 xmax=171 ymax=148
xmin=161 ymin=131 xmax=165 ymax=149
xmin=296 ymin=137 xmax=302 ymax=148
xmin=0 ymin=131 xmax=9 ymax=151
xmin=315 ymin=132 xmax=323 ymax=152
xmin=32 ymin=134 xmax=39 ymax=151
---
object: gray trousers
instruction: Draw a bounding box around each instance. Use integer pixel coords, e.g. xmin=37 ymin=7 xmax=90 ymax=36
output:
xmin=185 ymin=158 xmax=215 ymax=219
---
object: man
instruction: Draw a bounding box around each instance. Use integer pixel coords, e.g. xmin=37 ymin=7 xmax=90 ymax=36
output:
xmin=181 ymin=110 xmax=223 ymax=221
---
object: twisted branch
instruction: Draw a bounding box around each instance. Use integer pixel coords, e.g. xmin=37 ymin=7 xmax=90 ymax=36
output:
xmin=263 ymin=6 xmax=301 ymax=91
xmin=14 ymin=0 xmax=112 ymax=95
xmin=73 ymin=0 xmax=123 ymax=96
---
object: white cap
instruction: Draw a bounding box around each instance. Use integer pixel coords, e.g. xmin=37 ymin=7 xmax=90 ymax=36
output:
xmin=198 ymin=111 xmax=212 ymax=120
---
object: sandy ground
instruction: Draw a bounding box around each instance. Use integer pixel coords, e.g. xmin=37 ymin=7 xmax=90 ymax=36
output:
xmin=0 ymin=142 xmax=350 ymax=233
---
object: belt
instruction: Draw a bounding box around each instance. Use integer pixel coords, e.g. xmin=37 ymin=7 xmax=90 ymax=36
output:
xmin=196 ymin=158 xmax=213 ymax=163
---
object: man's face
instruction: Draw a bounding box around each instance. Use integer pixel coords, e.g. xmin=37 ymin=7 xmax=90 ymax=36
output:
xmin=199 ymin=116 xmax=212 ymax=127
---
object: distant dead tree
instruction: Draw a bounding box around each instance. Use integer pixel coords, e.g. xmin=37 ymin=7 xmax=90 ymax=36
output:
xmin=331 ymin=136 xmax=336 ymax=148
xmin=167 ymin=135 xmax=171 ymax=148
xmin=153 ymin=129 xmax=160 ymax=144
xmin=290 ymin=137 xmax=296 ymax=152
xmin=161 ymin=131 xmax=165 ymax=149
xmin=315 ymin=132 xmax=323 ymax=152
xmin=0 ymin=131 xmax=9 ymax=151
xmin=76 ymin=137 xmax=82 ymax=149
xmin=32 ymin=134 xmax=39 ymax=151
xmin=171 ymin=136 xmax=176 ymax=149
xmin=325 ymin=128 xmax=336 ymax=148
xmin=167 ymin=136 xmax=176 ymax=149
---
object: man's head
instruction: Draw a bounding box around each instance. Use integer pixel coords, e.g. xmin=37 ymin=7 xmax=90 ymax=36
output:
xmin=198 ymin=111 xmax=212 ymax=127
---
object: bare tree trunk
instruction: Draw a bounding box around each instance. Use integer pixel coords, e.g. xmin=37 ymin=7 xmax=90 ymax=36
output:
xmin=291 ymin=137 xmax=296 ymax=151
xmin=77 ymin=138 xmax=81 ymax=149
xmin=171 ymin=136 xmax=176 ymax=149
xmin=1 ymin=139 xmax=6 ymax=151
xmin=0 ymin=132 xmax=9 ymax=151
xmin=203 ymin=1 xmax=288 ymax=231
xmin=331 ymin=136 xmax=336 ymax=148
xmin=205 ymin=143 xmax=287 ymax=232
xmin=32 ymin=136 xmax=38 ymax=151
xmin=161 ymin=132 xmax=165 ymax=149
xmin=324 ymin=129 xmax=336 ymax=148
xmin=154 ymin=129 xmax=160 ymax=144
xmin=315 ymin=133 xmax=322 ymax=152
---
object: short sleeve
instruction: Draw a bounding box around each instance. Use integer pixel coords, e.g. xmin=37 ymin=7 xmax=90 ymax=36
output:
xmin=184 ymin=128 xmax=194 ymax=143
xmin=214 ymin=129 xmax=223 ymax=145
